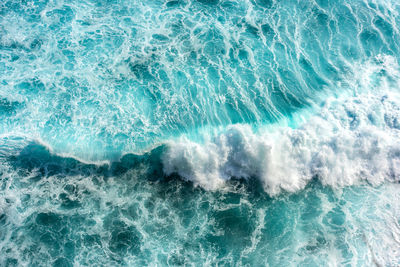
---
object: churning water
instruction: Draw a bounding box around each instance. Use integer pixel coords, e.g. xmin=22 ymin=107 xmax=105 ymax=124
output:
xmin=0 ymin=0 xmax=400 ymax=265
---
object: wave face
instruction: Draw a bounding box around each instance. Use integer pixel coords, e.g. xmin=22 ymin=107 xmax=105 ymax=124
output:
xmin=1 ymin=0 xmax=400 ymax=265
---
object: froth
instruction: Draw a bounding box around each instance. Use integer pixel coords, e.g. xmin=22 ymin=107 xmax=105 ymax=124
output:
xmin=162 ymin=57 xmax=400 ymax=195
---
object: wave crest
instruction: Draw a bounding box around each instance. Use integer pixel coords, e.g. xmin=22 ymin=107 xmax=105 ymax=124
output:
xmin=163 ymin=87 xmax=400 ymax=195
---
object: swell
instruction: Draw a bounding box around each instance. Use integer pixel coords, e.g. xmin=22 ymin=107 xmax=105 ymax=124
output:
xmin=2 ymin=56 xmax=400 ymax=196
xmin=0 ymin=137 xmax=166 ymax=182
xmin=0 ymin=0 xmax=400 ymax=196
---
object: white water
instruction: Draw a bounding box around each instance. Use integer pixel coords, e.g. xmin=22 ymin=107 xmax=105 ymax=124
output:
xmin=163 ymin=55 xmax=400 ymax=195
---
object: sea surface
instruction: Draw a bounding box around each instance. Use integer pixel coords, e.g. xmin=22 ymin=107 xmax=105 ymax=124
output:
xmin=1 ymin=0 xmax=400 ymax=266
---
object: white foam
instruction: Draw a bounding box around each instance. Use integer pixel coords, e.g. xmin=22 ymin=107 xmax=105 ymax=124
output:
xmin=162 ymin=56 xmax=400 ymax=195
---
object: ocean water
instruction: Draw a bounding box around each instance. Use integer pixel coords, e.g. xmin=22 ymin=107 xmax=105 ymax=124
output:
xmin=0 ymin=0 xmax=400 ymax=266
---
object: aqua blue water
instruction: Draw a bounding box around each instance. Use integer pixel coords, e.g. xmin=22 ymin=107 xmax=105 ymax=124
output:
xmin=1 ymin=0 xmax=400 ymax=266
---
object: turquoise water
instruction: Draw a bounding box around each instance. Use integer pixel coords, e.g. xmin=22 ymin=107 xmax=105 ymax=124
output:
xmin=0 ymin=0 xmax=400 ymax=266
